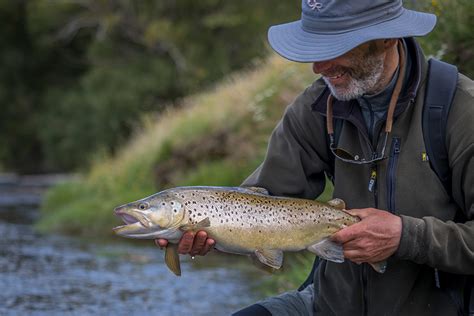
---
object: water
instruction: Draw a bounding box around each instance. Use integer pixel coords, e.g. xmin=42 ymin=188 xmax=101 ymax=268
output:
xmin=0 ymin=206 xmax=264 ymax=315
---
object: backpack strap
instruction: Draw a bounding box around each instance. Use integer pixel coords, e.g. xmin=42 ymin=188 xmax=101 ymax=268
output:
xmin=422 ymin=59 xmax=474 ymax=315
xmin=422 ymin=59 xmax=458 ymax=196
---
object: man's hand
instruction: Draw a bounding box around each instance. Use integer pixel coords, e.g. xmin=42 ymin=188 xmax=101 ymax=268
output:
xmin=331 ymin=208 xmax=402 ymax=264
xmin=154 ymin=231 xmax=215 ymax=256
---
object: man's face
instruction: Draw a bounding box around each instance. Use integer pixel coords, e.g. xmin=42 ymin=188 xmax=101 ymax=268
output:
xmin=312 ymin=40 xmax=388 ymax=101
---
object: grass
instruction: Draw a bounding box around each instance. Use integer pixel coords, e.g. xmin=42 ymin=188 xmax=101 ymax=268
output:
xmin=38 ymin=54 xmax=317 ymax=238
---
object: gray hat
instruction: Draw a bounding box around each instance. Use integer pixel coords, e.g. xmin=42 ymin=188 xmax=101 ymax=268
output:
xmin=268 ymin=0 xmax=436 ymax=62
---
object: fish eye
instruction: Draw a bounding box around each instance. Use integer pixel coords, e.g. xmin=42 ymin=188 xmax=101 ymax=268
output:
xmin=138 ymin=203 xmax=149 ymax=210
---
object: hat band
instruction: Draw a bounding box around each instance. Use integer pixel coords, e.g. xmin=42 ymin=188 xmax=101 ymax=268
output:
xmin=301 ymin=1 xmax=404 ymax=34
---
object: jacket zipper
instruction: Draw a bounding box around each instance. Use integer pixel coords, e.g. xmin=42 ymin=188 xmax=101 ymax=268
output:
xmin=362 ymin=264 xmax=369 ymax=316
xmin=363 ymin=162 xmax=378 ymax=316
xmin=387 ymin=137 xmax=401 ymax=213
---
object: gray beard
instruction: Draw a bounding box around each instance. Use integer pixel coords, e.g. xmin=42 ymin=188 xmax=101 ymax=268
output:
xmin=323 ymin=54 xmax=386 ymax=101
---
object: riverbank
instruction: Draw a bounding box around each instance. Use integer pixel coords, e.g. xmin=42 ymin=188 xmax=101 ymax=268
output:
xmin=0 ymin=174 xmax=264 ymax=315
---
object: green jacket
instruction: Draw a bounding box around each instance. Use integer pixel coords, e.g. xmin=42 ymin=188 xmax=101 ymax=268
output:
xmin=243 ymin=38 xmax=474 ymax=315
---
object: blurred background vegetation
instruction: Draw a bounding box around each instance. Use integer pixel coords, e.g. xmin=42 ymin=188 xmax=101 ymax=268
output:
xmin=1 ymin=0 xmax=473 ymax=295
xmin=0 ymin=0 xmax=300 ymax=172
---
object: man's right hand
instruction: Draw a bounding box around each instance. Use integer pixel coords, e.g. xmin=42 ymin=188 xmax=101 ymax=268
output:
xmin=154 ymin=230 xmax=215 ymax=256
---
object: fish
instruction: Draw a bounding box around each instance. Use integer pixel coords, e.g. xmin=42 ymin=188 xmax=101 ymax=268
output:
xmin=113 ymin=186 xmax=387 ymax=276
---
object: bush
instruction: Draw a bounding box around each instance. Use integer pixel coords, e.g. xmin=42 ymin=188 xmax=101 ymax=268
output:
xmin=407 ymin=0 xmax=474 ymax=77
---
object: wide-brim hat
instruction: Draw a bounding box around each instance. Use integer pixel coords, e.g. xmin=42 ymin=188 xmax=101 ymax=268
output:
xmin=268 ymin=0 xmax=437 ymax=62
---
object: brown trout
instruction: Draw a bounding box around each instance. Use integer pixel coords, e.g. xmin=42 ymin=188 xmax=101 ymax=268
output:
xmin=113 ymin=186 xmax=386 ymax=275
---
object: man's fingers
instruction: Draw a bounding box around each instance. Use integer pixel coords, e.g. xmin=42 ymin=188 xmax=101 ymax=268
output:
xmin=178 ymin=232 xmax=195 ymax=254
xmin=156 ymin=231 xmax=214 ymax=256
xmin=331 ymin=225 xmax=359 ymax=244
xmin=155 ymin=239 xmax=168 ymax=248
xmin=190 ymin=231 xmax=208 ymax=256
xmin=345 ymin=208 xmax=372 ymax=218
xmin=199 ymin=238 xmax=216 ymax=256
xmin=344 ymin=249 xmax=366 ymax=262
xmin=340 ymin=240 xmax=362 ymax=251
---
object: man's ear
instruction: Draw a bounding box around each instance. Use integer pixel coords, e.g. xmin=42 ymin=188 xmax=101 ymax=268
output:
xmin=383 ymin=39 xmax=398 ymax=50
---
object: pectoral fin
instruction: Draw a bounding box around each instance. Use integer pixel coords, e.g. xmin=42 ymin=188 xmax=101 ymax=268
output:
xmin=307 ymin=238 xmax=344 ymax=263
xmin=254 ymin=249 xmax=283 ymax=269
xmin=179 ymin=217 xmax=211 ymax=232
xmin=249 ymin=255 xmax=278 ymax=274
xmin=165 ymin=244 xmax=181 ymax=276
xmin=369 ymin=261 xmax=387 ymax=274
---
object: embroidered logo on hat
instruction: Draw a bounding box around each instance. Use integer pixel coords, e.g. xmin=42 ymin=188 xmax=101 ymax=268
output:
xmin=307 ymin=0 xmax=323 ymax=11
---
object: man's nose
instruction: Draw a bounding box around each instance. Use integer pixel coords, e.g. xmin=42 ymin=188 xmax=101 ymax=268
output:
xmin=312 ymin=60 xmax=332 ymax=74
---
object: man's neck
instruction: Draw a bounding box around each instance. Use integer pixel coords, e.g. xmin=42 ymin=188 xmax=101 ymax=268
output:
xmin=371 ymin=40 xmax=400 ymax=95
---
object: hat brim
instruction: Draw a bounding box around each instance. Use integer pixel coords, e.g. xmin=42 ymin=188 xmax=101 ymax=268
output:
xmin=268 ymin=9 xmax=436 ymax=62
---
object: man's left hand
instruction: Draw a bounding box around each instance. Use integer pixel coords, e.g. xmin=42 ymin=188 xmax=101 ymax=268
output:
xmin=331 ymin=208 xmax=402 ymax=264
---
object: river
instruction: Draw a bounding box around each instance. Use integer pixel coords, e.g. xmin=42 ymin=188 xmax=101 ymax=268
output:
xmin=0 ymin=175 xmax=265 ymax=315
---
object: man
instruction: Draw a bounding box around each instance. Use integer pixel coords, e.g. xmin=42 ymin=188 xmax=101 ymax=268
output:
xmin=157 ymin=0 xmax=474 ymax=314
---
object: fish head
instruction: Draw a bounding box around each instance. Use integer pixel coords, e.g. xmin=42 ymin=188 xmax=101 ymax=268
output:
xmin=113 ymin=192 xmax=186 ymax=239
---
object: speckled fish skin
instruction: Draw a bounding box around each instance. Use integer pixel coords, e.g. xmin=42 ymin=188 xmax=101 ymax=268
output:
xmin=113 ymin=186 xmax=391 ymax=275
xmin=113 ymin=186 xmax=358 ymax=259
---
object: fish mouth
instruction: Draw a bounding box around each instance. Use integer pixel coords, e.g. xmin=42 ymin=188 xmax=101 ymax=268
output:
xmin=113 ymin=208 xmax=144 ymax=231
xmin=116 ymin=212 xmax=140 ymax=225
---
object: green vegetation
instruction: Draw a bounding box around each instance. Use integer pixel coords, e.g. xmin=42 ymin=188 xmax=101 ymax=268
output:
xmin=0 ymin=1 xmax=299 ymax=172
xmin=32 ymin=0 xmax=474 ymax=296
xmin=3 ymin=0 xmax=472 ymax=173
xmin=38 ymin=55 xmax=317 ymax=238
xmin=407 ymin=0 xmax=474 ymax=77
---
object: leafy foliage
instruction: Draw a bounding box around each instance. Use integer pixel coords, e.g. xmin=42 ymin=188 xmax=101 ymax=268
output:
xmin=407 ymin=0 xmax=474 ymax=77
xmin=0 ymin=0 xmax=299 ymax=172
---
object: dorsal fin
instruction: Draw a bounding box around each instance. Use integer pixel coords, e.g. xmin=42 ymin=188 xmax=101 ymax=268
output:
xmin=327 ymin=198 xmax=346 ymax=210
xmin=240 ymin=186 xmax=270 ymax=195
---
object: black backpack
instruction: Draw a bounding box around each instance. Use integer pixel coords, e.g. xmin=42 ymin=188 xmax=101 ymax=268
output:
xmin=300 ymin=59 xmax=474 ymax=315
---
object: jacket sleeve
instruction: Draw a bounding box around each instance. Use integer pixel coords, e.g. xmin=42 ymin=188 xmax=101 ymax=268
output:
xmin=395 ymin=76 xmax=474 ymax=274
xmin=242 ymin=85 xmax=333 ymax=200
